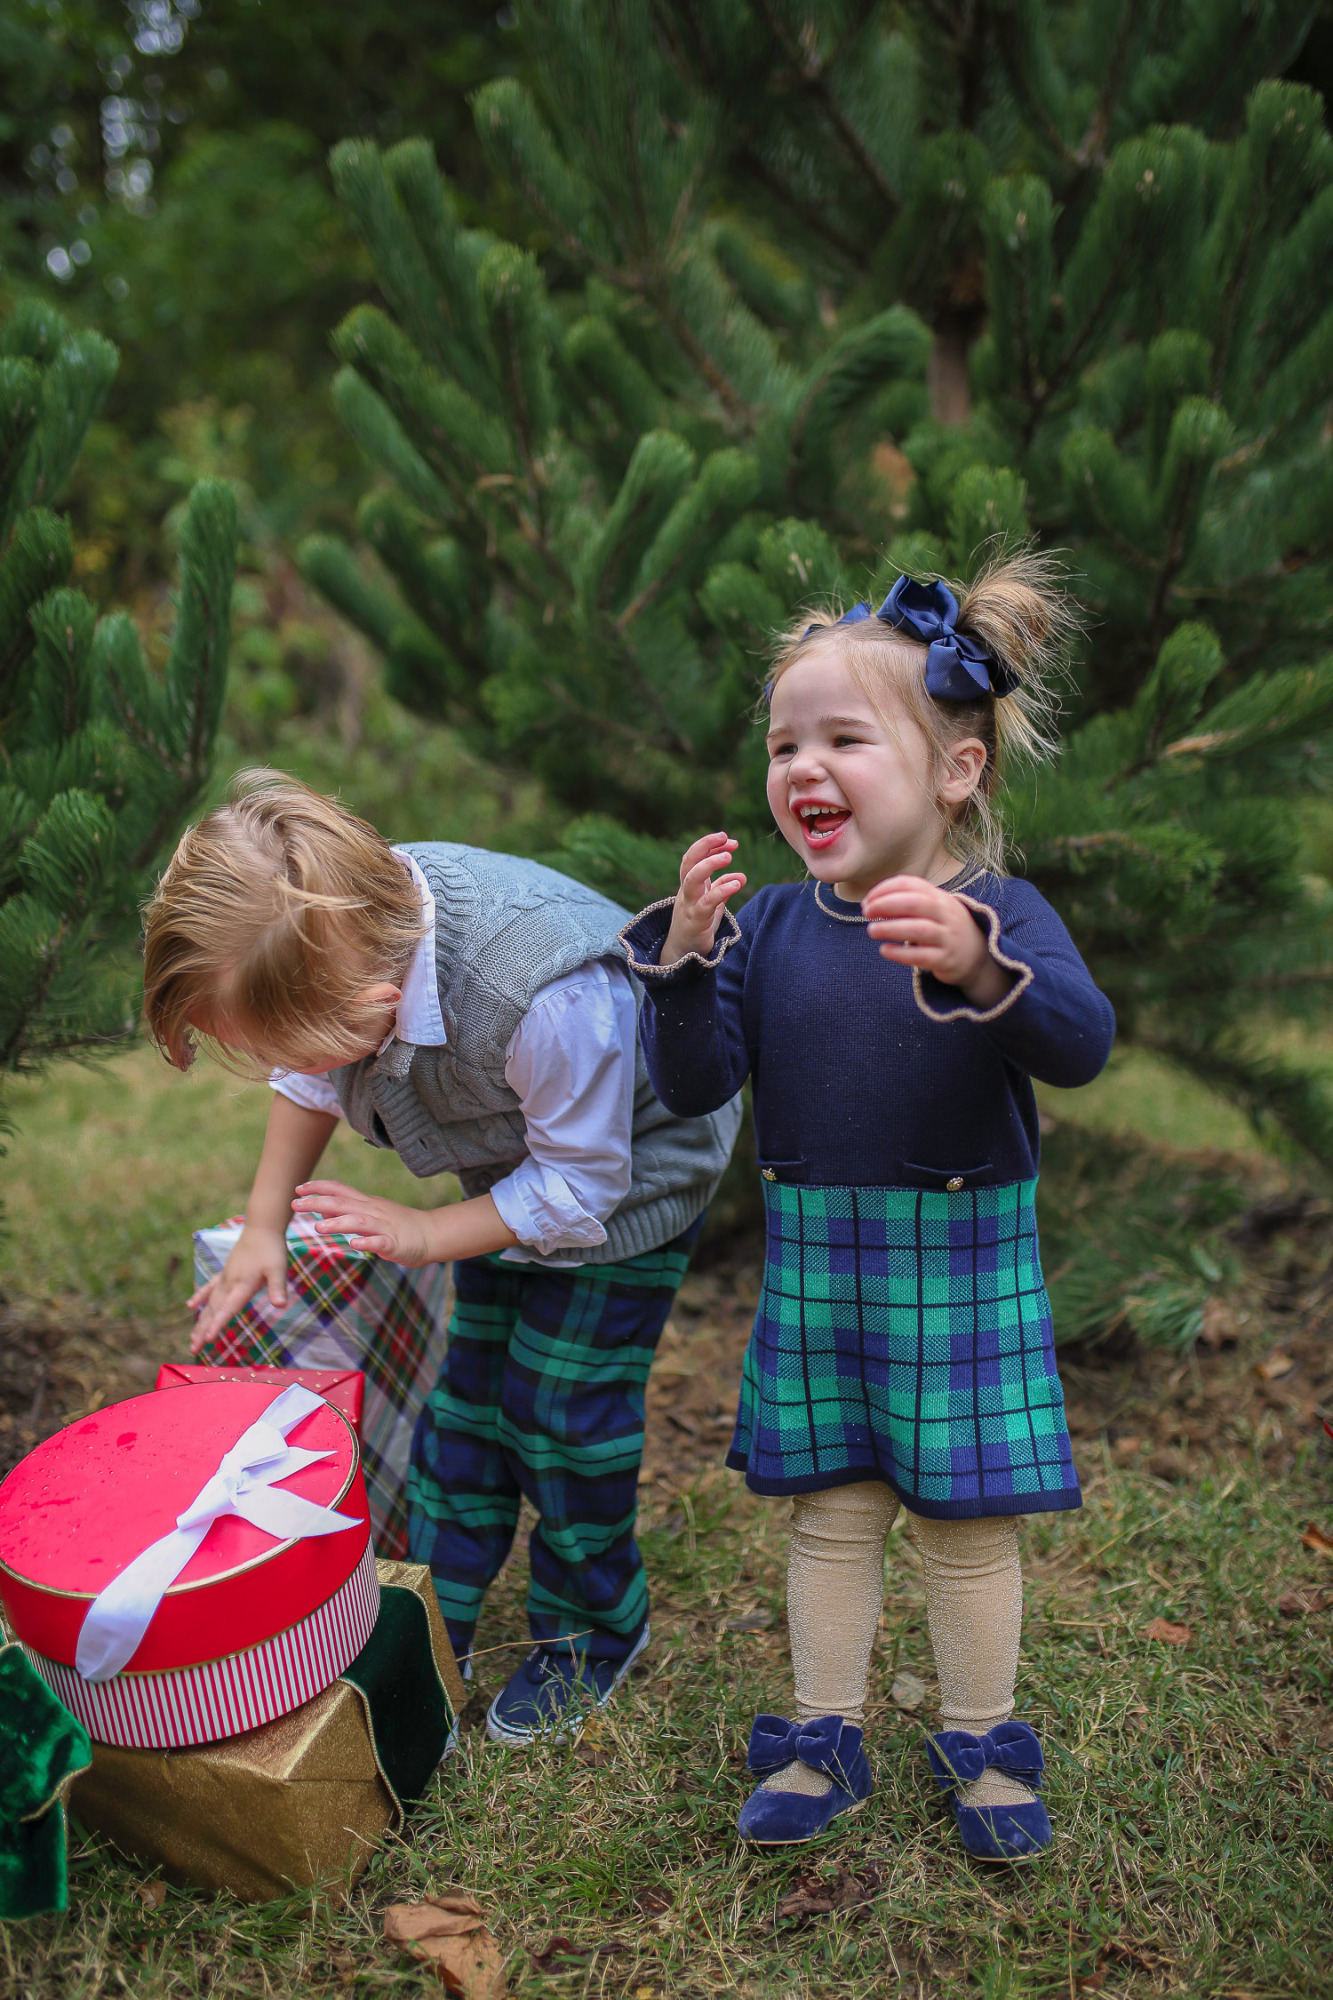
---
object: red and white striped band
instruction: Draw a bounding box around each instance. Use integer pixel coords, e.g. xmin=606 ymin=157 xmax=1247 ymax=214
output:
xmin=26 ymin=1542 xmax=380 ymax=1750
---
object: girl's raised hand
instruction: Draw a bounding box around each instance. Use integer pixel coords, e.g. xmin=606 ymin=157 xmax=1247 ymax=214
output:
xmin=863 ymin=874 xmax=1012 ymax=1008
xmin=661 ymin=833 xmax=746 ymax=965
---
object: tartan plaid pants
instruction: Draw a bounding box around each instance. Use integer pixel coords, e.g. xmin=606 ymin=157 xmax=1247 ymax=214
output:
xmin=407 ymin=1225 xmax=698 ymax=1664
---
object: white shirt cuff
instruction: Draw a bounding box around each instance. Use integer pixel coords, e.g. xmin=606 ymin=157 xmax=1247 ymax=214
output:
xmin=490 ymin=1159 xmax=611 ymax=1255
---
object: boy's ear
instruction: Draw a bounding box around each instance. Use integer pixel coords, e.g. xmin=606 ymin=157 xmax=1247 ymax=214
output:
xmin=360 ymin=982 xmax=403 ymax=1006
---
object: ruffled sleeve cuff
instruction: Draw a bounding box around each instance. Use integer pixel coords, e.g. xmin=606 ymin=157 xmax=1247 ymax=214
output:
xmin=618 ymin=898 xmax=742 ymax=981
xmin=912 ymin=893 xmax=1034 ymax=1025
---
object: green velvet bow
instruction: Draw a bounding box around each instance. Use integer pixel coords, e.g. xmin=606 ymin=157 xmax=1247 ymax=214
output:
xmin=0 ymin=1643 xmax=92 ymax=1921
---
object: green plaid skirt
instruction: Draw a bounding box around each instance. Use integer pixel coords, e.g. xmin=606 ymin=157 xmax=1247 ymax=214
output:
xmin=726 ymin=1179 xmax=1080 ymax=1518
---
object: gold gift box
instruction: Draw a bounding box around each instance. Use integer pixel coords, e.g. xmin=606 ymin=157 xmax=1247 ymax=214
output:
xmin=68 ymin=1560 xmax=463 ymax=1904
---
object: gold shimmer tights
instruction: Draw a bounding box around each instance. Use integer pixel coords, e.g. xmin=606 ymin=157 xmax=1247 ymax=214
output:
xmin=761 ymin=1480 xmax=1034 ymax=1808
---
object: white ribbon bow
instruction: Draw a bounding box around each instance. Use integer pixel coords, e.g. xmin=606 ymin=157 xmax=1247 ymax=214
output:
xmin=76 ymin=1384 xmax=363 ymax=1683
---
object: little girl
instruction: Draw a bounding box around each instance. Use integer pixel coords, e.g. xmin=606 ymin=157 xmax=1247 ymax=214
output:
xmin=620 ymin=553 xmax=1114 ymax=1859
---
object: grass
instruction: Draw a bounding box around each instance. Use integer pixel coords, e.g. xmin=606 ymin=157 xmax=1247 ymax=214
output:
xmin=1036 ymin=1049 xmax=1259 ymax=1159
xmin=4 ymin=1452 xmax=1330 ymax=1998
xmin=1 ymin=1022 xmax=1329 ymax=1996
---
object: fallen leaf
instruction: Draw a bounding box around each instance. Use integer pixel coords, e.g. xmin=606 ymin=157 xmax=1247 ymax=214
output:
xmin=529 ymin=1937 xmax=583 ymax=1974
xmin=725 ymin=1611 xmax=773 ymax=1632
xmin=529 ymin=1937 xmax=627 ymax=1975
xmin=1300 ymin=1522 xmax=1333 ymax=1557
xmin=634 ymin=1887 xmax=673 ymax=1917
xmin=1253 ymin=1351 xmax=1296 ymax=1381
xmin=776 ymin=1862 xmax=882 ymax=1923
xmin=1075 ymin=1971 xmax=1107 ymax=1994
xmin=385 ymin=1894 xmax=484 ymax=1941
xmin=383 ymin=1895 xmax=506 ymax=1999
xmin=1277 ymin=1587 xmax=1331 ymax=1616
xmin=1147 ymin=1448 xmax=1188 ymax=1482
xmin=135 ymin=1880 xmax=166 ymax=1911
xmin=1142 ymin=1618 xmax=1192 ymax=1646
xmin=891 ymin=1671 xmax=927 ymax=1712
xmin=1111 ymin=1434 xmax=1142 ymax=1463
xmin=1197 ymin=1297 xmax=1236 ymax=1349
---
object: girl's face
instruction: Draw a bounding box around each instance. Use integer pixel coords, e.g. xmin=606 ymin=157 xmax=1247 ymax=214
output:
xmin=765 ymin=649 xmax=979 ymax=901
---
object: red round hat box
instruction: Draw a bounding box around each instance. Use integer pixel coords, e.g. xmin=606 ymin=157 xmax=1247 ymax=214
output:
xmin=0 ymin=1382 xmax=379 ymax=1749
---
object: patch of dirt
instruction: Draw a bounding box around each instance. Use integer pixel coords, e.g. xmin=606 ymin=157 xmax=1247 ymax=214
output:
xmin=1058 ymin=1189 xmax=1333 ymax=1489
xmin=0 ymin=1300 xmax=177 ymax=1481
xmin=640 ymin=1254 xmax=759 ymax=1491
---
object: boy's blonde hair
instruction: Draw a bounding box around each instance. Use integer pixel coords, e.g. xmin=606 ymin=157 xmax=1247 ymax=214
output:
xmin=770 ymin=547 xmax=1074 ymax=877
xmin=143 ymin=770 xmax=427 ymax=1074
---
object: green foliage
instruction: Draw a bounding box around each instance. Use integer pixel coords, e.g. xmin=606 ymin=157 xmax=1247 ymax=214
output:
xmin=0 ymin=298 xmax=236 ymax=1099
xmin=308 ymin=1 xmax=1333 ymax=1162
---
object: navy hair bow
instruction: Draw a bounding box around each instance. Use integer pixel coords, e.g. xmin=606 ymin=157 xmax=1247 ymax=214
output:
xmin=803 ymin=575 xmax=1016 ymax=701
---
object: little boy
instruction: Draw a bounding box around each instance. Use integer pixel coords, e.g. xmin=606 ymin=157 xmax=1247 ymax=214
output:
xmin=143 ymin=771 xmax=740 ymax=1743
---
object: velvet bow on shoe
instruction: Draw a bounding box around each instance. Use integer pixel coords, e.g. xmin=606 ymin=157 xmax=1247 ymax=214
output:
xmin=926 ymin=1719 xmax=1051 ymax=1861
xmin=737 ymin=1713 xmax=873 ymax=1845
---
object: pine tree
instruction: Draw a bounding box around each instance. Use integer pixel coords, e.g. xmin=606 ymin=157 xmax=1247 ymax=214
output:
xmin=303 ymin=1 xmax=1333 ymax=1162
xmin=0 ymin=298 xmax=237 ymax=1106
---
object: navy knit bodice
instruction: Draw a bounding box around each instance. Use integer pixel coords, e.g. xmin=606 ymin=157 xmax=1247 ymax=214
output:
xmin=620 ymin=875 xmax=1114 ymax=1192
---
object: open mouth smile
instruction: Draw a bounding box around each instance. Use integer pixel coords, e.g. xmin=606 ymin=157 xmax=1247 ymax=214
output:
xmin=795 ymin=801 xmax=851 ymax=850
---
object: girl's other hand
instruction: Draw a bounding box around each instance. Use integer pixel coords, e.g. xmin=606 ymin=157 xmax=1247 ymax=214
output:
xmin=661 ymin=833 xmax=746 ymax=965
xmin=188 ymin=1223 xmax=289 ymax=1354
xmin=863 ymin=875 xmax=1013 ymax=1008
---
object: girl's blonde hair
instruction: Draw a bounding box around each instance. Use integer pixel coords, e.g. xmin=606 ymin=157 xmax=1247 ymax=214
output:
xmin=143 ymin=770 xmax=427 ymax=1074
xmin=769 ymin=547 xmax=1074 ymax=878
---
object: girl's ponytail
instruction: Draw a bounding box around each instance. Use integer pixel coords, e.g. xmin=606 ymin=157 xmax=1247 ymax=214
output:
xmin=953 ymin=545 xmax=1074 ymax=775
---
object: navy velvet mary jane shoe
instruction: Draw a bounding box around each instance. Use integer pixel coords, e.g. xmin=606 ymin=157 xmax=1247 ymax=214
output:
xmin=737 ymin=1714 xmax=873 ymax=1845
xmin=926 ymin=1719 xmax=1052 ymax=1862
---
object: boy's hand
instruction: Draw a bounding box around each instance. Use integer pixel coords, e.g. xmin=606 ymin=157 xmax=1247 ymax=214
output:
xmin=661 ymin=833 xmax=746 ymax=966
xmin=188 ymin=1224 xmax=289 ymax=1354
xmin=863 ymin=875 xmax=1013 ymax=1009
xmin=292 ymin=1182 xmax=438 ymax=1265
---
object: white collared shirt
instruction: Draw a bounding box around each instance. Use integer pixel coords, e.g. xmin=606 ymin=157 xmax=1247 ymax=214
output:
xmin=270 ymin=851 xmax=636 ymax=1263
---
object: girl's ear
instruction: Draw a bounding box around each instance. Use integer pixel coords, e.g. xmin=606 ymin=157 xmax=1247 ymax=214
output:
xmin=938 ymin=736 xmax=988 ymax=805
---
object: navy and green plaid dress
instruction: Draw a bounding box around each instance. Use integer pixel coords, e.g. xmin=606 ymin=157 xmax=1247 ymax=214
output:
xmin=623 ymin=873 xmax=1116 ymax=1519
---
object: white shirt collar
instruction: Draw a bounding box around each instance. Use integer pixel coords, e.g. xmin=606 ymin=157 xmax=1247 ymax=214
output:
xmin=386 ymin=848 xmax=447 ymax=1048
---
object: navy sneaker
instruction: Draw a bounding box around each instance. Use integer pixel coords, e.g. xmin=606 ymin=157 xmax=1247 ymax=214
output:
xmin=485 ymin=1624 xmax=650 ymax=1746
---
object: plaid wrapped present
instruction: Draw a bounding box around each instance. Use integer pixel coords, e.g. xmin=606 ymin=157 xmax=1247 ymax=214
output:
xmin=192 ymin=1217 xmax=449 ymax=1558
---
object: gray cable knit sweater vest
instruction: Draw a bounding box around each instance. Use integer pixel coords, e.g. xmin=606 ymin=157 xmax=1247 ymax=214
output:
xmin=330 ymin=843 xmax=743 ymax=1266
